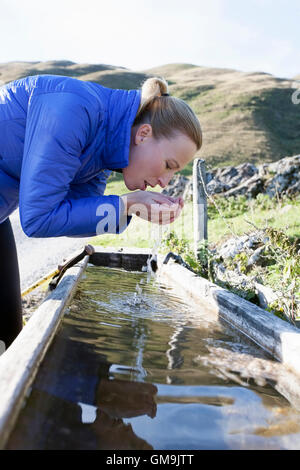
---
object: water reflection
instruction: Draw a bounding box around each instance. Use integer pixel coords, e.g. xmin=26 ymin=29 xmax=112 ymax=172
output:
xmin=6 ymin=266 xmax=300 ymax=450
xmin=6 ymin=334 xmax=157 ymax=450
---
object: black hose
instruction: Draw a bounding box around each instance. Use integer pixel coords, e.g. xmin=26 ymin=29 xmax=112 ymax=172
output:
xmin=163 ymin=252 xmax=195 ymax=273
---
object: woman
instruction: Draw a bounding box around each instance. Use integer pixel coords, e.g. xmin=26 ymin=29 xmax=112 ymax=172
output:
xmin=0 ymin=74 xmax=202 ymax=349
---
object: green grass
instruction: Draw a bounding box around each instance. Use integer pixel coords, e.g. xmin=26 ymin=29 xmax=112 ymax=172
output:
xmin=208 ymin=203 xmax=300 ymax=245
xmin=88 ymin=179 xmax=300 ymax=251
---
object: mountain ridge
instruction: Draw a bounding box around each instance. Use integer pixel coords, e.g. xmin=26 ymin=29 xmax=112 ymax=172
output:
xmin=0 ymin=60 xmax=298 ymax=171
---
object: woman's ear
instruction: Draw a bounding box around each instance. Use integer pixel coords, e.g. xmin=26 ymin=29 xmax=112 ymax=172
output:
xmin=135 ymin=124 xmax=152 ymax=145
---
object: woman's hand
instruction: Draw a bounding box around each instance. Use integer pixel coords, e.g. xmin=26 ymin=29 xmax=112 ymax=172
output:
xmin=120 ymin=191 xmax=184 ymax=225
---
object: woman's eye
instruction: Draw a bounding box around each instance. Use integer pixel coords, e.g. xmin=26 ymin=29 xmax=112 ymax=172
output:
xmin=165 ymin=162 xmax=171 ymax=170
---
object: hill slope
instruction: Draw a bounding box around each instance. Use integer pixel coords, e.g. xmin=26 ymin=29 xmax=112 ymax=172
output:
xmin=143 ymin=64 xmax=300 ymax=170
xmin=0 ymin=60 xmax=299 ymax=171
xmin=0 ymin=60 xmax=149 ymax=91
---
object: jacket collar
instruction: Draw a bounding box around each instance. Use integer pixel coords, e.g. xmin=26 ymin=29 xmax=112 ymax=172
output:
xmin=102 ymin=87 xmax=141 ymax=170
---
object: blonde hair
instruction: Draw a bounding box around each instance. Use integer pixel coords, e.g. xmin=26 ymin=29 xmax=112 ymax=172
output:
xmin=133 ymin=77 xmax=202 ymax=151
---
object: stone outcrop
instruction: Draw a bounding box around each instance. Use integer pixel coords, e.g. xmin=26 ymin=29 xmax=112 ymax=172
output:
xmin=161 ymin=174 xmax=190 ymax=198
xmin=217 ymin=231 xmax=267 ymax=260
xmin=207 ymin=162 xmax=258 ymax=195
xmin=162 ymin=155 xmax=300 ymax=200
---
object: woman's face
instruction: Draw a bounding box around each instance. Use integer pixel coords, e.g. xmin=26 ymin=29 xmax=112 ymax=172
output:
xmin=123 ymin=124 xmax=197 ymax=191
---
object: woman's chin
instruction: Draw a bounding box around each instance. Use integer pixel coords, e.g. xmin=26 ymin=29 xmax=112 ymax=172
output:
xmin=124 ymin=179 xmax=137 ymax=191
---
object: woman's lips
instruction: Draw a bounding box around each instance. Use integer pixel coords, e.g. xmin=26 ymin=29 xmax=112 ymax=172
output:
xmin=139 ymin=181 xmax=156 ymax=190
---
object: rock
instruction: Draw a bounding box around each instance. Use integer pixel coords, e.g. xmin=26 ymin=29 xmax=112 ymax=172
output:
xmin=218 ymin=231 xmax=266 ymax=259
xmin=229 ymin=163 xmax=258 ymax=185
xmin=217 ymin=162 xmax=256 ymax=182
xmin=287 ymin=180 xmax=300 ymax=196
xmin=247 ymin=245 xmax=266 ymax=268
xmin=263 ymin=155 xmax=300 ymax=198
xmin=161 ymin=154 xmax=300 ymax=201
xmin=206 ymin=172 xmax=214 ymax=184
xmin=206 ymin=179 xmax=229 ymax=194
xmin=161 ymin=174 xmax=189 ymax=198
xmin=267 ymin=154 xmax=300 ymax=176
xmin=223 ymin=175 xmax=265 ymax=198
xmin=254 ymin=282 xmax=281 ymax=309
xmin=207 ymin=162 xmax=258 ymax=196
xmin=218 ymin=235 xmax=250 ymax=259
xmin=258 ymin=164 xmax=270 ymax=177
xmin=265 ymin=174 xmax=291 ymax=197
xmin=213 ymin=165 xmax=238 ymax=186
xmin=220 ymin=162 xmax=258 ymax=187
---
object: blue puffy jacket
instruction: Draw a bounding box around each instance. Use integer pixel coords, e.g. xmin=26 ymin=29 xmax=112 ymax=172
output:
xmin=0 ymin=75 xmax=141 ymax=237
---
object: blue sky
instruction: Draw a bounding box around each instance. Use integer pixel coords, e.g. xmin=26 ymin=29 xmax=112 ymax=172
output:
xmin=0 ymin=0 xmax=299 ymax=78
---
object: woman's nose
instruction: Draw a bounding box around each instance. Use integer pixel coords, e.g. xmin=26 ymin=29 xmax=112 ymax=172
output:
xmin=158 ymin=174 xmax=173 ymax=188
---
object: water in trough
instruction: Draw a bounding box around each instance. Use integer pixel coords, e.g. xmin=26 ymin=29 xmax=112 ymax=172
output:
xmin=6 ymin=265 xmax=300 ymax=450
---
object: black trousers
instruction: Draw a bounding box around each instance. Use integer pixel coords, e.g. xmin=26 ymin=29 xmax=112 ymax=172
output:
xmin=0 ymin=218 xmax=23 ymax=348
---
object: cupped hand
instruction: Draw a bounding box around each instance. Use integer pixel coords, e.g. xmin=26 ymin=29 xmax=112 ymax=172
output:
xmin=120 ymin=191 xmax=184 ymax=225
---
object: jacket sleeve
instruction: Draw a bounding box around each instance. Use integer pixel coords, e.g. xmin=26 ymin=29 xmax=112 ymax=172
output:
xmin=66 ymin=170 xmax=132 ymax=237
xmin=19 ymin=92 xmax=131 ymax=237
xmin=67 ymin=170 xmax=112 ymax=199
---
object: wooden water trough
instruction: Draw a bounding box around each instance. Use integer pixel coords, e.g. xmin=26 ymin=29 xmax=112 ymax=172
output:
xmin=1 ymin=246 xmax=300 ymax=449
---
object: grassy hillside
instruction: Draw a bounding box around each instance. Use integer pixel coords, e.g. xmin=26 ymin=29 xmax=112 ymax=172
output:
xmin=0 ymin=60 xmax=149 ymax=91
xmin=1 ymin=60 xmax=299 ymax=172
xmin=142 ymin=63 xmax=300 ymax=171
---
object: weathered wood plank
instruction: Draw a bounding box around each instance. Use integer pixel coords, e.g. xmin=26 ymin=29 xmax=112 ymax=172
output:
xmin=193 ymin=159 xmax=208 ymax=258
xmin=89 ymin=246 xmax=151 ymax=271
xmin=0 ymin=256 xmax=89 ymax=449
xmin=158 ymin=256 xmax=300 ymax=376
